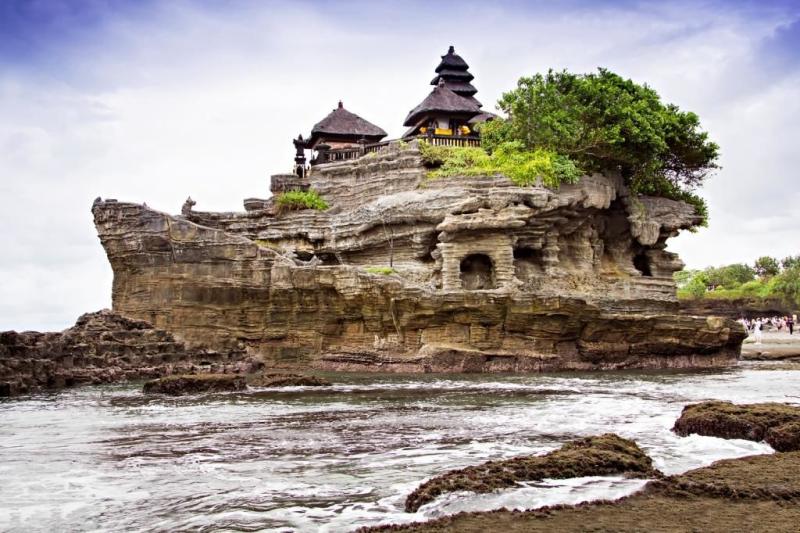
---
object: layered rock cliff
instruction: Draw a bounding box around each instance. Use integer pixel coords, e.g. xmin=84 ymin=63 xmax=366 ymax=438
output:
xmin=92 ymin=141 xmax=744 ymax=372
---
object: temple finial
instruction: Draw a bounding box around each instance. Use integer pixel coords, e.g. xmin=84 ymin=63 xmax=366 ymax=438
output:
xmin=338 ymin=100 xmax=343 ymax=109
xmin=448 ymin=45 xmax=454 ymax=54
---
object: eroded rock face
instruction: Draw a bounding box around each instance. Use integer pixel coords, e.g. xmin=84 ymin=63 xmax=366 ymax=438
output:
xmin=92 ymin=142 xmax=743 ymax=372
xmin=0 ymin=310 xmax=258 ymax=396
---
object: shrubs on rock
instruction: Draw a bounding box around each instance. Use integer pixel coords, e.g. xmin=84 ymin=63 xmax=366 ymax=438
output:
xmin=673 ymin=401 xmax=800 ymax=451
xmin=404 ymin=433 xmax=660 ymax=512
xmin=275 ymin=190 xmax=329 ymax=212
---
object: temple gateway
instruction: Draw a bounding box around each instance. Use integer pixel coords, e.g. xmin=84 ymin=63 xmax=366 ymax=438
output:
xmin=294 ymin=46 xmax=494 ymax=171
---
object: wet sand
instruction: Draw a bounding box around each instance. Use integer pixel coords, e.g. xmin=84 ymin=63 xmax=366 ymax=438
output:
xmin=742 ymin=330 xmax=800 ymax=361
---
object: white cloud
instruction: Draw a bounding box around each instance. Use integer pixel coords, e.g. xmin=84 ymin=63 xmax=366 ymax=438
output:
xmin=1 ymin=0 xmax=798 ymax=330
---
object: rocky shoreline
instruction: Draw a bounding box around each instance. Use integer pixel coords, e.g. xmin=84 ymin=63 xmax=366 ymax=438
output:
xmin=0 ymin=310 xmax=259 ymax=396
xmin=365 ymin=402 xmax=800 ymax=532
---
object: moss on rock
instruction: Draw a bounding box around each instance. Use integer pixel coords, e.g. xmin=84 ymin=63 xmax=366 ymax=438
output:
xmin=404 ymin=433 xmax=659 ymax=512
xmin=142 ymin=373 xmax=246 ymax=395
xmin=673 ymin=401 xmax=800 ymax=450
xmin=364 ymin=452 xmax=800 ymax=532
xmin=766 ymin=421 xmax=800 ymax=452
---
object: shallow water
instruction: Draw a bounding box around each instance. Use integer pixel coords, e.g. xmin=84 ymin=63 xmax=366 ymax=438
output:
xmin=1 ymin=367 xmax=798 ymax=532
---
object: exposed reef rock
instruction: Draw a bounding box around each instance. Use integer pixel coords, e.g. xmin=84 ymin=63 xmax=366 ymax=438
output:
xmin=364 ymin=452 xmax=800 ymax=532
xmin=404 ymin=434 xmax=659 ymax=512
xmin=673 ymin=401 xmax=800 ymax=451
xmin=93 ymin=141 xmax=743 ymax=372
xmin=248 ymin=372 xmax=332 ymax=387
xmin=0 ymin=310 xmax=258 ymax=396
xmin=142 ymin=373 xmax=247 ymax=395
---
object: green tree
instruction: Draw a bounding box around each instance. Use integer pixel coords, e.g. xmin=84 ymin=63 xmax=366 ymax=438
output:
xmin=490 ymin=69 xmax=719 ymax=193
xmin=705 ymin=264 xmax=755 ymax=289
xmin=684 ymin=271 xmax=709 ymax=298
xmin=673 ymin=269 xmax=699 ymax=289
xmin=753 ymin=256 xmax=780 ymax=278
xmin=773 ymin=265 xmax=800 ymax=305
xmin=781 ymin=255 xmax=800 ymax=270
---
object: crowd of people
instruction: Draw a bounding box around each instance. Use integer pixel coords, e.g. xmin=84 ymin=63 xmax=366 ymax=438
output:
xmin=738 ymin=315 xmax=796 ymax=344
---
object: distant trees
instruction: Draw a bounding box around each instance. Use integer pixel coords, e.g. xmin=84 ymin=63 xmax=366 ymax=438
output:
xmin=781 ymin=255 xmax=800 ymax=270
xmin=753 ymin=256 xmax=780 ymax=278
xmin=676 ymin=254 xmax=800 ymax=305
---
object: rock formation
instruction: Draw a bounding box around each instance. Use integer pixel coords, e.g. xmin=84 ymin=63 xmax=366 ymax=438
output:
xmin=92 ymin=141 xmax=744 ymax=372
xmin=673 ymin=401 xmax=800 ymax=451
xmin=0 ymin=310 xmax=259 ymax=396
xmin=405 ymin=434 xmax=660 ymax=512
xmin=143 ymin=373 xmax=247 ymax=395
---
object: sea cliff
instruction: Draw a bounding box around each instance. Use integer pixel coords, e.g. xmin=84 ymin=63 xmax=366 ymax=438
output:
xmin=92 ymin=141 xmax=744 ymax=372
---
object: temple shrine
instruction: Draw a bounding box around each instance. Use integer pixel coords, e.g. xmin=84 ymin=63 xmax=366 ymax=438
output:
xmin=294 ymin=46 xmax=493 ymax=173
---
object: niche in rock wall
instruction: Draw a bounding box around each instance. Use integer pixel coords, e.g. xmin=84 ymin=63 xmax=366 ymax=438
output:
xmin=316 ymin=253 xmax=341 ymax=266
xmin=633 ymin=252 xmax=652 ymax=277
xmin=295 ymin=251 xmax=315 ymax=262
xmin=514 ymin=247 xmax=543 ymax=282
xmin=460 ymin=254 xmax=495 ymax=290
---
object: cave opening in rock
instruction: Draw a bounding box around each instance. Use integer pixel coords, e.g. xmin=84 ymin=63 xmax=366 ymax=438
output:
xmin=633 ymin=253 xmax=652 ymax=277
xmin=513 ymin=246 xmax=543 ymax=281
xmin=460 ymin=254 xmax=495 ymax=290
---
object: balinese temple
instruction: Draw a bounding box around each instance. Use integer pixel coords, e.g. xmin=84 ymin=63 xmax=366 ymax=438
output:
xmin=293 ymin=101 xmax=387 ymax=172
xmin=303 ymin=101 xmax=387 ymax=151
xmin=402 ymin=46 xmax=493 ymax=139
xmin=292 ymin=46 xmax=491 ymax=175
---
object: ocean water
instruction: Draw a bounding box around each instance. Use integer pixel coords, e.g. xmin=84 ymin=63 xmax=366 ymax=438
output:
xmin=1 ymin=366 xmax=797 ymax=532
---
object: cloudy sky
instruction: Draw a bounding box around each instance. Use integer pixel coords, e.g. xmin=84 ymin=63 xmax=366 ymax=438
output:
xmin=1 ymin=0 xmax=799 ymax=331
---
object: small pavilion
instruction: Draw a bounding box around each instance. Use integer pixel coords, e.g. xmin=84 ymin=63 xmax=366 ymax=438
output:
xmin=303 ymin=101 xmax=387 ymax=151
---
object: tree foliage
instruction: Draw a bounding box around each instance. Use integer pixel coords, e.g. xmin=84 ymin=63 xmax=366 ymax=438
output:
xmin=489 ymin=69 xmax=719 ymax=188
xmin=754 ymin=256 xmax=780 ymax=278
xmin=484 ymin=68 xmax=718 ymax=224
xmin=676 ymin=254 xmax=800 ymax=305
xmin=781 ymin=255 xmax=800 ymax=270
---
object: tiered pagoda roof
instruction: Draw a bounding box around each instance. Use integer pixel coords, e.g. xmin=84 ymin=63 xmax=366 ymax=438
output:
xmin=403 ymin=83 xmax=482 ymax=128
xmin=429 ymin=46 xmax=481 ymax=106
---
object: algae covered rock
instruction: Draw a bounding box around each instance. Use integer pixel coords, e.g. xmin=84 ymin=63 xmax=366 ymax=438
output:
xmin=143 ymin=374 xmax=247 ymax=395
xmin=673 ymin=401 xmax=800 ymax=450
xmin=368 ymin=452 xmax=800 ymax=533
xmin=404 ymin=433 xmax=660 ymax=512
xmin=248 ymin=372 xmax=332 ymax=387
xmin=766 ymin=421 xmax=800 ymax=452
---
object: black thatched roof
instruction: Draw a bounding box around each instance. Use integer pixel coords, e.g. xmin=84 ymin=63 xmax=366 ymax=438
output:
xmin=429 ymin=45 xmax=481 ymax=104
xmin=403 ymin=85 xmax=482 ymax=127
xmin=430 ymin=68 xmax=474 ymax=85
xmin=434 ymin=45 xmax=469 ymax=72
xmin=308 ymin=101 xmax=387 ymax=144
xmin=436 ymin=80 xmax=478 ymax=97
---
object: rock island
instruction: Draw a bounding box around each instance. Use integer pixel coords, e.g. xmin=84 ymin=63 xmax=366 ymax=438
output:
xmin=91 ymin=47 xmax=743 ymax=374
